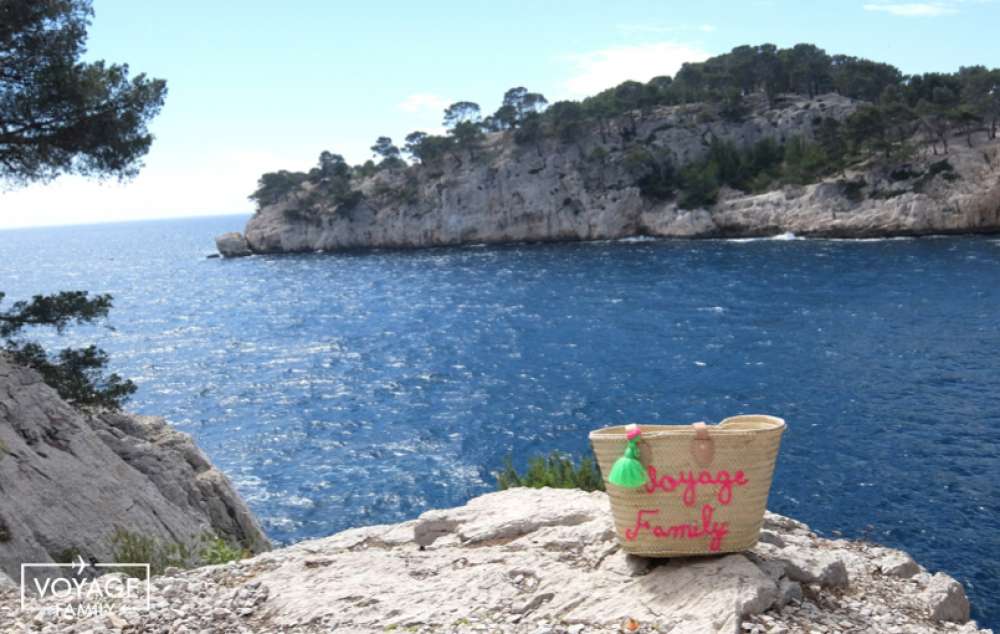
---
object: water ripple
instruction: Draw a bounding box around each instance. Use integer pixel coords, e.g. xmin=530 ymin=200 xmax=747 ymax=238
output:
xmin=1 ymin=217 xmax=999 ymax=627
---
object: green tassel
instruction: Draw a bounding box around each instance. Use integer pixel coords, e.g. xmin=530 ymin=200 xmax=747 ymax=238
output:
xmin=608 ymin=438 xmax=648 ymax=488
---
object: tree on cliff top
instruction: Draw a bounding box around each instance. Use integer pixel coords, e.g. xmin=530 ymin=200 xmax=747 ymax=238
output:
xmin=0 ymin=0 xmax=167 ymax=183
xmin=371 ymin=136 xmax=405 ymax=169
xmin=0 ymin=0 xmax=167 ymax=409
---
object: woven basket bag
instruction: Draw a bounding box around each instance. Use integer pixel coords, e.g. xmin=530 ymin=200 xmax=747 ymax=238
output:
xmin=589 ymin=415 xmax=786 ymax=557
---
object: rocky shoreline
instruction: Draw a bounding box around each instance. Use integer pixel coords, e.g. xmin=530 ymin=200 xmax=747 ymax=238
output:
xmin=216 ymin=94 xmax=1000 ymax=257
xmin=1 ymin=487 xmax=990 ymax=633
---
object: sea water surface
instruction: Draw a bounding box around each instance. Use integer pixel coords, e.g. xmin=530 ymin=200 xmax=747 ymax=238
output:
xmin=1 ymin=216 xmax=998 ymax=626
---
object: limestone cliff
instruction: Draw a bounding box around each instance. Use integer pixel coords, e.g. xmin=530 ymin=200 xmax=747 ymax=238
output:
xmin=217 ymin=94 xmax=1000 ymax=256
xmin=1 ymin=488 xmax=988 ymax=633
xmin=0 ymin=355 xmax=269 ymax=583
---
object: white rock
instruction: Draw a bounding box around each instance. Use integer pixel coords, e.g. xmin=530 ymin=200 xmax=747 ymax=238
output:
xmin=752 ymin=542 xmax=849 ymax=588
xmin=214 ymin=232 xmax=252 ymax=257
xmin=921 ymin=572 xmax=970 ymax=623
xmin=877 ymin=551 xmax=920 ymax=579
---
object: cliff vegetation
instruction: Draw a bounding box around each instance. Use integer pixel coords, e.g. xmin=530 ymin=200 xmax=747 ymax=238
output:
xmin=250 ymin=43 xmax=1000 ymax=219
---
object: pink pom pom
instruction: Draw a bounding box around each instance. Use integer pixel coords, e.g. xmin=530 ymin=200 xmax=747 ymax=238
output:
xmin=625 ymin=424 xmax=641 ymax=440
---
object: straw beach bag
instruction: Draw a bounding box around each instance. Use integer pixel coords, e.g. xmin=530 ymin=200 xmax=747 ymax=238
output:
xmin=589 ymin=415 xmax=786 ymax=557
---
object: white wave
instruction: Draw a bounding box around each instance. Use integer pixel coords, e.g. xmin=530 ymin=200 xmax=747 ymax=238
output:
xmin=616 ymin=235 xmax=660 ymax=243
xmin=724 ymin=232 xmax=800 ymax=243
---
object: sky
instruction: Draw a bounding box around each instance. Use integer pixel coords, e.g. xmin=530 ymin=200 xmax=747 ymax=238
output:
xmin=1 ymin=0 xmax=997 ymax=229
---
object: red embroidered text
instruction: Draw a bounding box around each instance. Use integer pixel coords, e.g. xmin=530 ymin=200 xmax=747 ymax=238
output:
xmin=624 ymin=506 xmax=730 ymax=552
xmin=644 ymin=466 xmax=749 ymax=506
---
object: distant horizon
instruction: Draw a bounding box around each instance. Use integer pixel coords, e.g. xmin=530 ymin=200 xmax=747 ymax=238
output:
xmin=0 ymin=211 xmax=250 ymax=232
xmin=1 ymin=0 xmax=998 ymax=229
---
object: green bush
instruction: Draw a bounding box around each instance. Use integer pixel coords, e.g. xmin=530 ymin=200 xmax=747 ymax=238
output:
xmin=660 ymin=135 xmax=841 ymax=209
xmin=199 ymin=535 xmax=250 ymax=566
xmin=110 ymin=528 xmax=191 ymax=576
xmin=678 ymin=161 xmax=720 ymax=209
xmin=496 ymin=452 xmax=605 ymax=492
xmin=623 ymin=145 xmax=677 ymax=201
xmin=109 ymin=529 xmax=248 ymax=576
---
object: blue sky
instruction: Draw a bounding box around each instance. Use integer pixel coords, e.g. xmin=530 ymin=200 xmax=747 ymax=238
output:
xmin=1 ymin=0 xmax=996 ymax=228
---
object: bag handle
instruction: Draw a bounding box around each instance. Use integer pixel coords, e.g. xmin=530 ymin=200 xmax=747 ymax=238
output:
xmin=690 ymin=422 xmax=714 ymax=465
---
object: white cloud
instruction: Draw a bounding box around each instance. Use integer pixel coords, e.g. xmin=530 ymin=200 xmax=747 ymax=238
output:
xmin=561 ymin=42 xmax=710 ymax=98
xmin=397 ymin=93 xmax=451 ymax=114
xmin=862 ymin=2 xmax=958 ymax=15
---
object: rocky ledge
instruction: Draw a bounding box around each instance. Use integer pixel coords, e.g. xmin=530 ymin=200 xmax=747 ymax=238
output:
xmin=1 ymin=488 xmax=988 ymax=633
xmin=0 ymin=355 xmax=269 ymax=587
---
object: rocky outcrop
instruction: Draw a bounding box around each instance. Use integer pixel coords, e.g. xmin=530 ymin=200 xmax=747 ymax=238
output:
xmin=218 ymin=94 xmax=1000 ymax=255
xmin=1 ymin=488 xmax=987 ymax=633
xmin=0 ymin=355 xmax=269 ymax=585
xmin=214 ymin=231 xmax=252 ymax=258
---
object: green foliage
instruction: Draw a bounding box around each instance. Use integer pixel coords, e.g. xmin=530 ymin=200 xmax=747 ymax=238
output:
xmin=449 ymin=120 xmax=486 ymax=159
xmin=587 ymin=146 xmax=609 ymax=163
xmin=512 ymin=111 xmax=544 ymax=146
xmin=252 ymin=151 xmax=365 ymax=213
xmin=0 ymin=291 xmax=112 ymax=338
xmin=0 ymin=0 xmax=167 ymax=184
xmin=109 ymin=529 xmax=248 ymax=576
xmin=254 ymin=41 xmax=998 ymax=207
xmin=0 ymin=291 xmax=135 ymax=410
xmin=0 ymin=4 xmax=153 ymax=412
xmin=110 ymin=527 xmax=191 ymax=576
xmin=8 ymin=342 xmax=137 ymax=410
xmin=52 ymin=547 xmax=83 ymax=564
xmin=496 ymin=452 xmax=605 ymax=492
xmin=404 ymin=131 xmax=454 ymax=165
xmin=490 ymin=87 xmax=548 ymax=131
xmin=658 ymin=133 xmax=842 ymax=209
xmin=373 ymin=174 xmax=420 ymax=204
xmin=199 ymin=534 xmax=250 ymax=566
xmin=370 ymin=136 xmax=405 ymax=169
xmin=781 ymin=137 xmax=831 ymax=184
xmin=443 ymin=101 xmax=481 ymax=129
xmin=545 ymin=100 xmax=585 ymax=143
xmin=678 ymin=161 xmax=720 ymax=209
xmin=623 ymin=145 xmax=676 ymax=200
xmin=248 ymin=170 xmax=308 ymax=208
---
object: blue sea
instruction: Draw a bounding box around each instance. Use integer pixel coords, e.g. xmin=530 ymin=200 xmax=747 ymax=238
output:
xmin=1 ymin=215 xmax=998 ymax=627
